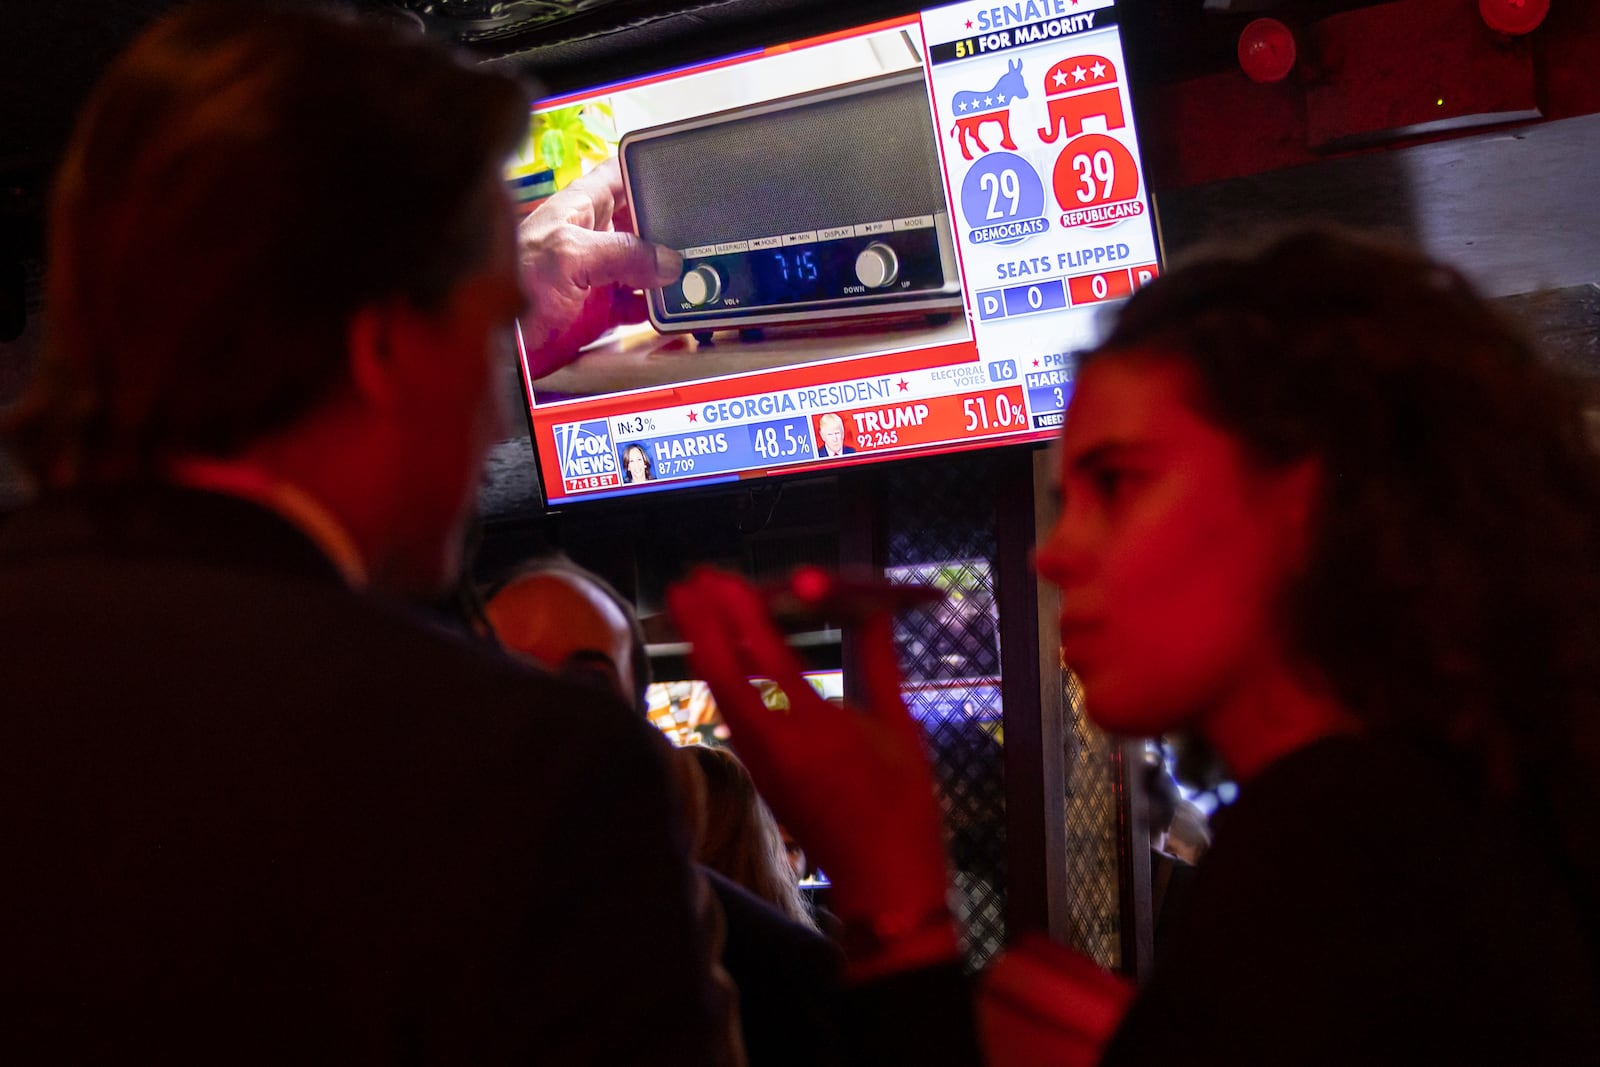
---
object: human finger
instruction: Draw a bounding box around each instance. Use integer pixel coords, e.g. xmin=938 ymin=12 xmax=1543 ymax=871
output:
xmin=669 ymin=573 xmax=818 ymax=793
xmin=693 ymin=569 xmax=830 ymax=721
xmin=668 ymin=574 xmax=775 ymax=730
xmin=612 ymin=197 xmax=635 ymax=237
xmin=568 ymin=228 xmax=683 ymax=291
xmin=556 ymin=157 xmax=624 ymax=227
xmin=665 ymin=572 xmax=758 ymax=713
xmin=856 ymin=610 xmax=925 ymax=749
xmin=533 ymin=185 xmax=612 ymax=233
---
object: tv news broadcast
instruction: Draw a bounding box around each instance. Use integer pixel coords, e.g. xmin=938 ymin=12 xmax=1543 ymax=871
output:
xmin=513 ymin=0 xmax=1158 ymax=505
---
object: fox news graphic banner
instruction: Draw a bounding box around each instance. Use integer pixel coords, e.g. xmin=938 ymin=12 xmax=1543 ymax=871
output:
xmin=518 ymin=0 xmax=1159 ymax=505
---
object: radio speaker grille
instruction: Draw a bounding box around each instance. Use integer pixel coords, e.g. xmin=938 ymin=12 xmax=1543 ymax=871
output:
xmin=625 ymin=74 xmax=947 ymax=251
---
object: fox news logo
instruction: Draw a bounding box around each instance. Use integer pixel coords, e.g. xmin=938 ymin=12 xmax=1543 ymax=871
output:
xmin=555 ymin=420 xmax=619 ymax=480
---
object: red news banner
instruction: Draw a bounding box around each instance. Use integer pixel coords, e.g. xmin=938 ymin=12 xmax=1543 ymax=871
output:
xmin=533 ymin=360 xmax=1048 ymax=507
xmin=830 ymin=386 xmax=1029 ymax=452
xmin=531 ymin=339 xmax=1047 ymax=499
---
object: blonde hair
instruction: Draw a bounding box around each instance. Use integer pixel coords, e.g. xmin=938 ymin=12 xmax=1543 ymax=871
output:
xmin=682 ymin=745 xmax=818 ymax=931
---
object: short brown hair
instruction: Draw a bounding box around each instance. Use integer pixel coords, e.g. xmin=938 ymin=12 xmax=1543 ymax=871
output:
xmin=5 ymin=2 xmax=528 ymax=484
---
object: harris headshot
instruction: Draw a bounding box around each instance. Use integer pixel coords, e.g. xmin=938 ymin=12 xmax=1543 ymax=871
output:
xmin=621 ymin=443 xmax=654 ymax=483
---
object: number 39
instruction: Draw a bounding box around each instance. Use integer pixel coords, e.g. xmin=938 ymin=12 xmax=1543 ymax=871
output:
xmin=1071 ymin=149 xmax=1115 ymax=204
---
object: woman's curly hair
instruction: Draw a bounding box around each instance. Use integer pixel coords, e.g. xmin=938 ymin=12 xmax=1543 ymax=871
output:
xmin=1090 ymin=227 xmax=1600 ymax=932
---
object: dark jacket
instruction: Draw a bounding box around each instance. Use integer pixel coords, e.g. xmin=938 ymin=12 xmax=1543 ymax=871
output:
xmin=0 ymin=486 xmax=734 ymax=1064
xmin=1102 ymin=736 xmax=1600 ymax=1066
xmin=704 ymin=869 xmax=845 ymax=1067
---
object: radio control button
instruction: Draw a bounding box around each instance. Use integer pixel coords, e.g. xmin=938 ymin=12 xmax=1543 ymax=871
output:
xmin=855 ymin=243 xmax=900 ymax=289
xmin=681 ymin=265 xmax=723 ymax=306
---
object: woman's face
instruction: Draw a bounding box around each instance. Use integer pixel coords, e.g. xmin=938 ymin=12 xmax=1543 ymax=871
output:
xmin=1034 ymin=354 xmax=1316 ymax=738
xmin=626 ymin=448 xmax=648 ymax=481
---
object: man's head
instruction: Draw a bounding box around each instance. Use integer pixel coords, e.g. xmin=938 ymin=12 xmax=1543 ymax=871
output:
xmin=818 ymin=413 xmax=845 ymax=456
xmin=484 ymin=558 xmax=652 ymax=712
xmin=4 ymin=3 xmax=530 ymax=593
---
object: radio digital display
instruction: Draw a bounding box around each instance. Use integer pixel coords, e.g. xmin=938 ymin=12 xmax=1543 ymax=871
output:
xmin=760 ymin=250 xmax=822 ymax=295
xmin=661 ymin=226 xmax=952 ymax=320
xmin=514 ymin=0 xmax=1160 ymax=506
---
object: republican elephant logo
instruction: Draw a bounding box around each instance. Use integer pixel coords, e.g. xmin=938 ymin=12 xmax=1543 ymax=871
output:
xmin=1037 ymin=55 xmax=1125 ymax=143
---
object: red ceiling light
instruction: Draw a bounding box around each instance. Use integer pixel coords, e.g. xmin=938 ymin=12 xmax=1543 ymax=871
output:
xmin=1238 ymin=18 xmax=1298 ymax=84
xmin=1479 ymin=0 xmax=1550 ymax=36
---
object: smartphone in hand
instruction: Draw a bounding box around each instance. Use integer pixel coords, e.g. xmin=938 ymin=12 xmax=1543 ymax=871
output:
xmin=761 ymin=565 xmax=943 ymax=627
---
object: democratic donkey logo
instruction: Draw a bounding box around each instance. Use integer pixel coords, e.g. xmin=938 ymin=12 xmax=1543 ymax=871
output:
xmin=948 ymin=59 xmax=1029 ymax=161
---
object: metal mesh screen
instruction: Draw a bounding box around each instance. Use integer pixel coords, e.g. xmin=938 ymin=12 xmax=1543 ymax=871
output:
xmin=883 ymin=458 xmax=1007 ymax=969
xmin=1060 ymin=667 xmax=1123 ymax=969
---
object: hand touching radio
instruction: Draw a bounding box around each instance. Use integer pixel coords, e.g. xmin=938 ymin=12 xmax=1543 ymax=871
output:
xmin=517 ymin=159 xmax=682 ymax=379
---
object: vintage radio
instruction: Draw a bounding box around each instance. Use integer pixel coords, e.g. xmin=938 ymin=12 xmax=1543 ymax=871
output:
xmin=620 ymin=69 xmax=963 ymax=335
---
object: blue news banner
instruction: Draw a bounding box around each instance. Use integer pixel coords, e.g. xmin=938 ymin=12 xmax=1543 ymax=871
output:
xmin=1022 ymin=352 xmax=1075 ymax=429
xmin=624 ymin=415 xmax=816 ymax=482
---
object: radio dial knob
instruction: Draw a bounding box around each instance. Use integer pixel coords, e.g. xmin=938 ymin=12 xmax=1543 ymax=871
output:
xmin=681 ymin=264 xmax=722 ymax=306
xmin=854 ymin=242 xmax=900 ymax=289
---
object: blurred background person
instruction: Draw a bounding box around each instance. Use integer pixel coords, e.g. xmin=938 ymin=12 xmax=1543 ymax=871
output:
xmin=484 ymin=554 xmax=648 ymax=708
xmin=684 ymin=743 xmax=821 ymax=933
xmin=780 ymin=824 xmax=810 ymax=882
xmin=486 ymin=556 xmax=846 ymax=1067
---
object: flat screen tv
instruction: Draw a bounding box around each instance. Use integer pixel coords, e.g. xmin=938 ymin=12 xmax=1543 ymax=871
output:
xmin=512 ymin=0 xmax=1160 ymax=506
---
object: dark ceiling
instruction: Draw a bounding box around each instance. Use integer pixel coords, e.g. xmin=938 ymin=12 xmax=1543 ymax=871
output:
xmin=0 ymin=0 xmax=1399 ymax=266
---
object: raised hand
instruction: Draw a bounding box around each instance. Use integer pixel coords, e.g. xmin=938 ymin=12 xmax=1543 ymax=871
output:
xmin=517 ymin=158 xmax=681 ymax=378
xmin=667 ymin=567 xmax=959 ymax=978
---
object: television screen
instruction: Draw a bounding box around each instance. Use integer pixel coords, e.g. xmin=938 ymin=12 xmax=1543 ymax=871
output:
xmin=644 ymin=671 xmax=846 ymax=748
xmin=514 ymin=0 xmax=1158 ymax=505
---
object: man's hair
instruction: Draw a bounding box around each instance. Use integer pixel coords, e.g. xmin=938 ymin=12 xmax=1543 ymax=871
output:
xmin=1091 ymin=226 xmax=1600 ymax=926
xmin=4 ymin=2 xmax=529 ymax=484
